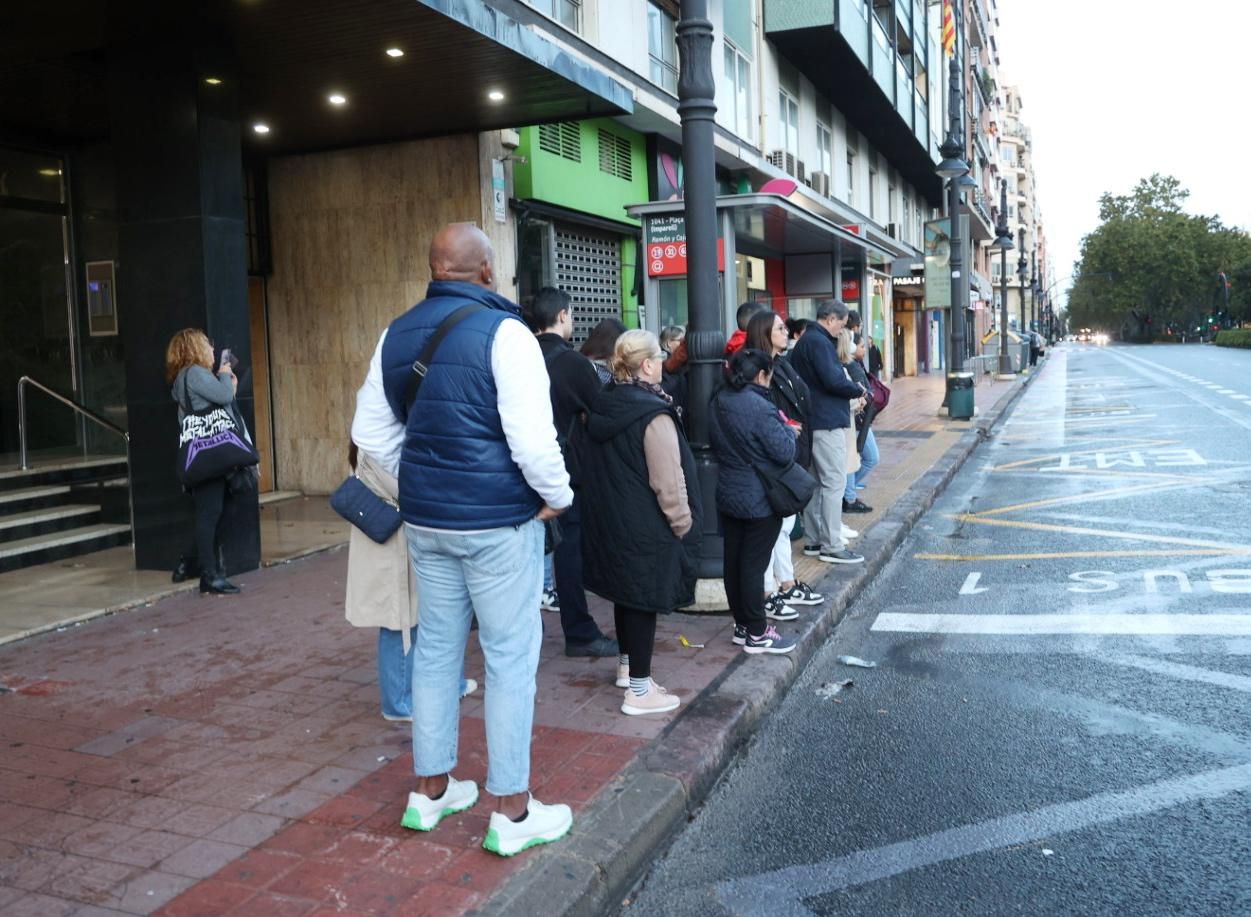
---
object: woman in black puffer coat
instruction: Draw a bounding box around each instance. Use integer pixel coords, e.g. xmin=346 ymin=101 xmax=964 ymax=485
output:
xmin=709 ymin=348 xmax=799 ymax=656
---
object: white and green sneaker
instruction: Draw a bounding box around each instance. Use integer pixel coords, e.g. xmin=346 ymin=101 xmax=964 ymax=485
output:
xmin=482 ymin=796 xmax=572 ymax=857
xmin=400 ymin=776 xmax=479 ymax=832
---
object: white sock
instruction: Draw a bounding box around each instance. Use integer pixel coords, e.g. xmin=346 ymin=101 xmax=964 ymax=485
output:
xmin=618 ymin=654 xmax=629 ymax=667
xmin=629 ymin=676 xmax=649 ymax=697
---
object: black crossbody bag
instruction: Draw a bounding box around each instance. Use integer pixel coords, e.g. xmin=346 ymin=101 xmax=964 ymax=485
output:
xmin=714 ymin=398 xmax=816 ymax=518
xmin=332 ymin=304 xmax=484 ymax=542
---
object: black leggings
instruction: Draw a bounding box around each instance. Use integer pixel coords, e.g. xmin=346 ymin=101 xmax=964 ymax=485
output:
xmin=722 ymin=513 xmax=783 ymax=637
xmin=614 ymin=605 xmax=657 ymax=680
xmin=190 ymin=477 xmax=230 ymax=575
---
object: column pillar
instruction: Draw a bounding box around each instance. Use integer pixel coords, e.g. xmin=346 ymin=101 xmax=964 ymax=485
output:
xmin=109 ymin=22 xmax=259 ymax=573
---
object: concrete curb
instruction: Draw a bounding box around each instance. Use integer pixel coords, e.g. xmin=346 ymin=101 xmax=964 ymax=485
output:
xmin=478 ymin=367 xmax=1042 ymax=916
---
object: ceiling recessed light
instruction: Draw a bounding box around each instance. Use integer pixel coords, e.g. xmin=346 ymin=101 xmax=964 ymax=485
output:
xmin=204 ymin=77 xmax=223 ymax=85
xmin=487 ymin=89 xmax=505 ymax=102
xmin=385 ymin=47 xmax=404 ymax=58
xmin=252 ymin=123 xmax=271 ymax=135
xmin=38 ymin=168 xmax=61 ymax=177
xmin=328 ymin=93 xmax=347 ymax=106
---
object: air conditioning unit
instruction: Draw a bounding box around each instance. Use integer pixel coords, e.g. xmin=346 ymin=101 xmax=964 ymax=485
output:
xmin=809 ymin=171 xmax=830 ymax=197
xmin=767 ymin=150 xmax=800 ymax=179
xmin=886 ymin=222 xmax=899 ymax=239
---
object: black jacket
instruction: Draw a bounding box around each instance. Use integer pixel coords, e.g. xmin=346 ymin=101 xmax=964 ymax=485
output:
xmin=769 ymin=355 xmax=812 ymax=468
xmin=789 ymin=323 xmax=864 ymax=430
xmin=579 ymin=383 xmax=703 ymax=614
xmin=537 ymin=333 xmax=602 ymax=483
xmin=710 ymin=384 xmax=797 ymax=520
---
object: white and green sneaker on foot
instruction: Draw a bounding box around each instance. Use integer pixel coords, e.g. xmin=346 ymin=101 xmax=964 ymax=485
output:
xmin=482 ymin=796 xmax=572 ymax=857
xmin=400 ymin=776 xmax=479 ymax=831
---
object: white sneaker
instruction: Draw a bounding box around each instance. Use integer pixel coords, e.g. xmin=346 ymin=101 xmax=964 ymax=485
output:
xmin=482 ymin=796 xmax=573 ymax=857
xmin=400 ymin=776 xmax=479 ymax=832
xmin=621 ymin=679 xmax=681 ymax=716
xmin=841 ymin=524 xmax=859 ymax=540
xmin=460 ymin=678 xmax=478 ymax=699
xmin=616 ymin=660 xmax=630 ymax=688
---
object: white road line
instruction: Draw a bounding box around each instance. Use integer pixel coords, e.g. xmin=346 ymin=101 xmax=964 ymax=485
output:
xmin=714 ymin=764 xmax=1251 ymax=914
xmin=1096 ymin=653 xmax=1251 ymax=694
xmin=871 ymin=614 xmax=1251 ymax=635
xmin=1216 ymin=389 xmax=1236 ymax=395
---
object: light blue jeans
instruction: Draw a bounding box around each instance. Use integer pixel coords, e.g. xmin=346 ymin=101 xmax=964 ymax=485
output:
xmin=377 ymin=627 xmax=471 ymax=720
xmin=844 ymin=428 xmax=880 ymax=502
xmin=405 ymin=520 xmax=543 ymax=796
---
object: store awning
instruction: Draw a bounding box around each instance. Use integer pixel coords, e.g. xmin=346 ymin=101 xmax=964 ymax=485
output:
xmin=626 ymin=193 xmax=901 ymax=265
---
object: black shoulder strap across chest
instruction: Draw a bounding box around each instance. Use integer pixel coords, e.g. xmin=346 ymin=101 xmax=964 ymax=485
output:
xmin=403 ymin=304 xmax=485 ymax=410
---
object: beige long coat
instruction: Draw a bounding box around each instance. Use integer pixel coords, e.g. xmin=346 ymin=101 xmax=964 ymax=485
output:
xmin=344 ymin=449 xmax=418 ymax=650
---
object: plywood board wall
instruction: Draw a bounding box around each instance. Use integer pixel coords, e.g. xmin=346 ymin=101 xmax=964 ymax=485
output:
xmin=266 ymin=135 xmax=482 ymax=494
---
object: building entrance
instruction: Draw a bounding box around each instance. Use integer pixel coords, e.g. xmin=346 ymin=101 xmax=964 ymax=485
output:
xmin=0 ymin=148 xmax=77 ymax=463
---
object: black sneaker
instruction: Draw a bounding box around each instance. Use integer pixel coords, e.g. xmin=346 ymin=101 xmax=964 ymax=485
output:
xmin=743 ymin=626 xmax=797 ymax=655
xmin=818 ymin=548 xmax=864 ymax=565
xmin=802 ymin=543 xmax=822 ymax=556
xmin=764 ymin=594 xmax=799 ymax=621
xmin=565 ymin=635 xmax=620 ymax=657
xmin=540 ymin=589 xmax=560 ymax=612
xmin=731 ymin=624 xmax=748 ymax=646
xmin=842 ymin=499 xmax=873 ymax=514
xmin=782 ymin=581 xmax=825 ymax=605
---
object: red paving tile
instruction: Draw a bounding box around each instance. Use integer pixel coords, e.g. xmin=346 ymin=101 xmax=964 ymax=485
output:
xmin=0 ymin=374 xmax=979 ymax=916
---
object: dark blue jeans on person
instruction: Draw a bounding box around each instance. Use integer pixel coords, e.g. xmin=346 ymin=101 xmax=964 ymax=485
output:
xmin=554 ymin=496 xmax=604 ymax=646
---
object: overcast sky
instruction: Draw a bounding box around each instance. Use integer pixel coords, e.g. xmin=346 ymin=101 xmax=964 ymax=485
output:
xmin=994 ymin=1 xmax=1249 ymax=310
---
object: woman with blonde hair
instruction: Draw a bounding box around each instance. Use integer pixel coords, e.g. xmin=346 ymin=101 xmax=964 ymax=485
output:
xmin=579 ymin=330 xmax=702 ymax=716
xmin=165 ymin=328 xmax=242 ymax=594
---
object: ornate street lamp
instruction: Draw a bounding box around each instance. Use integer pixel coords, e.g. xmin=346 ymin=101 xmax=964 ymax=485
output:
xmin=1016 ymin=227 xmax=1028 ymax=340
xmin=988 ymin=178 xmax=1014 ymax=375
xmin=937 ymin=0 xmax=970 ymax=398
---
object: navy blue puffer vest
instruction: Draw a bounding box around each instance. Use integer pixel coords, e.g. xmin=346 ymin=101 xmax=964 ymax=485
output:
xmin=380 ymin=281 xmax=541 ymax=530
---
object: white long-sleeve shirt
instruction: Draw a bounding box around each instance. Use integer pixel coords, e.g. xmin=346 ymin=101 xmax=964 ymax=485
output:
xmin=350 ymin=318 xmax=573 ymax=519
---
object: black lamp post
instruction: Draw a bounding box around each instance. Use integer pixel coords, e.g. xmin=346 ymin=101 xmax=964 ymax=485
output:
xmin=989 ymin=178 xmax=1014 ymax=374
xmin=1029 ymin=250 xmax=1038 ymax=334
xmin=936 ymin=0 xmax=969 ymax=384
xmin=675 ymin=0 xmax=722 ymax=580
xmin=1016 ymin=227 xmax=1028 ymax=340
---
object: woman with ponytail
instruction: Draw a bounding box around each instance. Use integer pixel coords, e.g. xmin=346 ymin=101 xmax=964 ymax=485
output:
xmin=579 ymin=330 xmax=703 ymax=716
xmin=710 ymin=348 xmax=800 ymax=655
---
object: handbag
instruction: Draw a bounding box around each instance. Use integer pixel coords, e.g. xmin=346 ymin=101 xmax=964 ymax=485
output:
xmin=330 ymin=475 xmax=402 ymax=544
xmin=174 ymin=374 xmax=261 ymax=488
xmin=867 ymin=375 xmax=891 ymax=413
xmin=715 ymin=400 xmax=816 ymax=518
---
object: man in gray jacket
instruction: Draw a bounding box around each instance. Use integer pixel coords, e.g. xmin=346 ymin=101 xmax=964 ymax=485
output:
xmin=788 ymin=300 xmax=865 ymax=565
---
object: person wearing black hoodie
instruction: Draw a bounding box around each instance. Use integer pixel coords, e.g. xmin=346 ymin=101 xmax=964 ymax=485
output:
xmin=527 ymin=287 xmax=619 ymax=660
xmin=579 ymin=330 xmax=702 ymax=716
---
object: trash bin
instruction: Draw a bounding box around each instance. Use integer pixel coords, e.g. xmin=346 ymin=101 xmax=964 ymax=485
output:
xmin=947 ymin=372 xmax=975 ymax=420
xmin=1019 ymin=340 xmax=1031 ymax=371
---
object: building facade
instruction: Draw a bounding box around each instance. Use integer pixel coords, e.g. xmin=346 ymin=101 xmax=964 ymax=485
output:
xmin=1 ymin=0 xmax=1046 ymax=575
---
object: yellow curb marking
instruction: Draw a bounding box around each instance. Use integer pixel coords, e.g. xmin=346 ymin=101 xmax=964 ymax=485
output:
xmin=950 ymin=514 xmax=1251 ymax=554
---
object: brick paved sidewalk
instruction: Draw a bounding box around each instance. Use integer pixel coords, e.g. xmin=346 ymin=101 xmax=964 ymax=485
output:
xmin=0 ymin=369 xmax=1030 ymax=916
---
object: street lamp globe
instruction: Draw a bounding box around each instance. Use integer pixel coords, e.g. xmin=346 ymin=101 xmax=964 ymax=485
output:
xmin=936 ymin=136 xmax=969 ymax=180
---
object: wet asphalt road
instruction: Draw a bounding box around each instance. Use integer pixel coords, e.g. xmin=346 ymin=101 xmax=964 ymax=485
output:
xmin=625 ymin=343 xmax=1251 ymax=917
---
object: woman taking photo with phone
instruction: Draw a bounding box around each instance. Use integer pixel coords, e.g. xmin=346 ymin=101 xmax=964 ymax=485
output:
xmin=166 ymin=328 xmax=242 ymax=595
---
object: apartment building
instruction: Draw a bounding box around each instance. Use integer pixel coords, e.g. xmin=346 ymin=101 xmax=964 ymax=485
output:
xmin=994 ymin=83 xmax=1044 ymax=335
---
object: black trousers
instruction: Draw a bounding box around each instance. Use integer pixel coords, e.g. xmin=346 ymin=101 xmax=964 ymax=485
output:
xmin=722 ymin=513 xmax=783 ymax=637
xmin=554 ymin=496 xmax=604 ymax=645
xmin=190 ymin=477 xmax=230 ymax=575
xmin=614 ymin=605 xmax=656 ymax=679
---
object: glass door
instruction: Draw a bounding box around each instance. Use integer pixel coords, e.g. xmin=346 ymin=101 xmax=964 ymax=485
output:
xmin=0 ymin=147 xmax=77 ymax=463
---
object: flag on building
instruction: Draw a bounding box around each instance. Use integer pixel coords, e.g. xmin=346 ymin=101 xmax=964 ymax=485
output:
xmin=943 ymin=0 xmax=955 ymax=57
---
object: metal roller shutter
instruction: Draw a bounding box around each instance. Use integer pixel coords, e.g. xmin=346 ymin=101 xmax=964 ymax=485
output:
xmin=553 ymin=223 xmax=622 ymax=345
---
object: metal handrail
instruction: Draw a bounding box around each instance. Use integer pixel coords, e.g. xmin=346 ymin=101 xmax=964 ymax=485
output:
xmin=17 ymin=375 xmax=129 ymax=470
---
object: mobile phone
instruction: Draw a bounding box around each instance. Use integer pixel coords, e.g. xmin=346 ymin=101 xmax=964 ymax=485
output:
xmin=220 ymin=348 xmax=239 ymax=370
